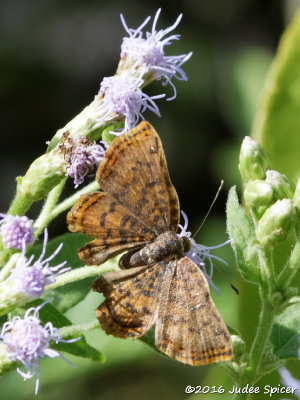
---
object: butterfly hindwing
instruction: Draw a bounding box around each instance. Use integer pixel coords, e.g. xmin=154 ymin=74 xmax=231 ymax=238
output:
xmin=93 ymin=263 xmax=167 ymax=338
xmin=97 ymin=122 xmax=180 ymax=234
xmin=155 ymin=256 xmax=232 ymax=365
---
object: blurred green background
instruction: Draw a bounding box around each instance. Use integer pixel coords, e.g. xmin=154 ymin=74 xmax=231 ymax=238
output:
xmin=0 ymin=0 xmax=299 ymax=399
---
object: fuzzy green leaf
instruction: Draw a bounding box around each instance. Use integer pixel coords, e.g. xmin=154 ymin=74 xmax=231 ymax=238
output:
xmin=270 ymin=303 xmax=300 ymax=359
xmin=251 ymin=11 xmax=300 ymax=183
xmin=226 ymin=187 xmax=260 ymax=283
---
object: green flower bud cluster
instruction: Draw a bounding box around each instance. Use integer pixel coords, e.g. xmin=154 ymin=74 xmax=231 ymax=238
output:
xmin=16 ymin=150 xmax=66 ymax=205
xmin=239 ymin=137 xmax=298 ymax=248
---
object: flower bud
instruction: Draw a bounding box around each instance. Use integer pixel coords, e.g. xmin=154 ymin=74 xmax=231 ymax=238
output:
xmin=293 ymin=176 xmax=300 ymax=212
xmin=231 ymin=335 xmax=246 ymax=360
xmin=256 ymin=199 xmax=294 ymax=247
xmin=293 ymin=177 xmax=300 ymax=237
xmin=244 ymin=180 xmax=273 ymax=209
xmin=239 ymin=137 xmax=268 ymax=183
xmin=271 ymin=291 xmax=284 ymax=307
xmin=282 ymin=287 xmax=298 ymax=300
xmin=17 ymin=150 xmax=66 ymax=202
xmin=266 ymin=170 xmax=295 ymax=200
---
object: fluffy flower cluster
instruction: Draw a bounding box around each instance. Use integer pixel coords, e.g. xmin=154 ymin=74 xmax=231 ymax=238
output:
xmin=98 ymin=76 xmax=164 ymax=133
xmin=7 ymin=229 xmax=69 ymax=299
xmin=59 ymin=132 xmax=105 ymax=188
xmin=0 ymin=229 xmax=69 ymax=312
xmin=120 ymin=8 xmax=192 ymax=100
xmin=0 ymin=214 xmax=34 ymax=250
xmin=96 ymin=8 xmax=192 ymax=136
xmin=178 ymin=211 xmax=230 ymax=294
xmin=54 ymin=9 xmax=191 ymax=187
xmin=0 ymin=302 xmax=78 ymax=394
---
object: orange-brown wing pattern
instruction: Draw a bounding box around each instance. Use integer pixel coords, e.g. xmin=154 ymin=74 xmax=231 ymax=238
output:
xmin=155 ymin=257 xmax=232 ymax=366
xmin=67 ymin=191 xmax=156 ymax=264
xmin=76 ymin=239 xmax=145 ymax=266
xmin=97 ymin=122 xmax=180 ymax=234
xmin=93 ymin=263 xmax=168 ymax=338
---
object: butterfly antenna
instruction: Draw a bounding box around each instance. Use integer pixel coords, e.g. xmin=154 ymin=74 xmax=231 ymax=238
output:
xmin=213 ymin=262 xmax=239 ymax=295
xmin=192 ymin=180 xmax=224 ymax=239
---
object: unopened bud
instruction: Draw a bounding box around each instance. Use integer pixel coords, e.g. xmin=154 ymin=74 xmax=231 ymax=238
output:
xmin=239 ymin=137 xmax=268 ymax=183
xmin=244 ymin=180 xmax=273 ymax=209
xmin=293 ymin=176 xmax=300 ymax=211
xmin=17 ymin=150 xmax=66 ymax=202
xmin=266 ymin=170 xmax=295 ymax=200
xmin=231 ymin=335 xmax=246 ymax=359
xmin=293 ymin=177 xmax=300 ymax=237
xmin=256 ymin=199 xmax=294 ymax=247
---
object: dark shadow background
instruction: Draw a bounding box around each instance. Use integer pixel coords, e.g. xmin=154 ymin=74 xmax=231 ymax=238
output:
xmin=0 ymin=1 xmax=297 ymax=399
xmin=0 ymin=0 xmax=286 ymax=229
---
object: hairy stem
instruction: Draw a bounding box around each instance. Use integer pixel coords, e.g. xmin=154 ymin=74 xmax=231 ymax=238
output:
xmin=60 ymin=319 xmax=100 ymax=338
xmin=276 ymin=241 xmax=300 ymax=289
xmin=247 ymin=298 xmax=274 ymax=377
xmin=50 ymin=180 xmax=100 ymax=219
xmin=34 ymin=179 xmax=67 ymax=238
xmin=45 ymin=262 xmax=116 ymax=290
xmin=8 ymin=189 xmax=33 ymax=216
xmin=233 ymin=295 xmax=275 ymax=400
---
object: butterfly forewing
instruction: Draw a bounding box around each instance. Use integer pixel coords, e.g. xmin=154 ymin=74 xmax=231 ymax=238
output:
xmin=67 ymin=191 xmax=155 ymax=264
xmin=97 ymin=122 xmax=180 ymax=234
xmin=156 ymin=257 xmax=232 ymax=365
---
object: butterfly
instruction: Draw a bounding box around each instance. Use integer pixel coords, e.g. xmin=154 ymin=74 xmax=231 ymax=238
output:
xmin=67 ymin=121 xmax=232 ymax=365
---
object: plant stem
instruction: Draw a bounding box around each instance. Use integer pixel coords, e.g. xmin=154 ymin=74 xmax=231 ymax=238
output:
xmin=276 ymin=241 xmax=300 ymax=288
xmin=34 ymin=180 xmax=99 ymax=239
xmin=0 ymin=253 xmax=20 ymax=281
xmin=233 ymin=391 xmax=249 ymax=400
xmin=34 ymin=179 xmax=67 ymax=238
xmin=8 ymin=187 xmax=33 ymax=216
xmin=60 ymin=319 xmax=99 ymax=338
xmin=50 ymin=180 xmax=100 ymax=219
xmin=247 ymin=298 xmax=274 ymax=376
xmin=233 ymin=296 xmax=275 ymax=400
xmin=44 ymin=263 xmax=116 ymax=290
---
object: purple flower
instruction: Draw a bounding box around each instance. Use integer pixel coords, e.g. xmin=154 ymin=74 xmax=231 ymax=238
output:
xmin=0 ymin=214 xmax=34 ymax=250
xmin=120 ymin=8 xmax=192 ymax=100
xmin=0 ymin=302 xmax=79 ymax=395
xmin=279 ymin=367 xmax=300 ymax=399
xmin=178 ymin=211 xmax=230 ymax=294
xmin=59 ymin=132 xmax=105 ymax=188
xmin=7 ymin=229 xmax=69 ymax=299
xmin=97 ymin=75 xmax=165 ymax=133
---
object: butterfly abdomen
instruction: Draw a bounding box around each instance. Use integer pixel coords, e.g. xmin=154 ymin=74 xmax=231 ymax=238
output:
xmin=120 ymin=231 xmax=191 ymax=268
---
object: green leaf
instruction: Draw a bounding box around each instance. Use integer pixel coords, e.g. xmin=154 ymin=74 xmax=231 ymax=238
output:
xmin=251 ymin=11 xmax=300 ymax=183
xmin=23 ymin=299 xmax=105 ymax=362
xmin=270 ymin=303 xmax=300 ymax=359
xmin=226 ymin=187 xmax=260 ymax=283
xmin=28 ymin=233 xmax=95 ymax=312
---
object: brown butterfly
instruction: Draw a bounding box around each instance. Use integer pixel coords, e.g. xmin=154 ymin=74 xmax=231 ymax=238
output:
xmin=67 ymin=121 xmax=232 ymax=365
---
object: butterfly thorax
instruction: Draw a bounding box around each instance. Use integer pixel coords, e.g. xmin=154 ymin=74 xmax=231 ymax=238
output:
xmin=119 ymin=231 xmax=191 ymax=269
